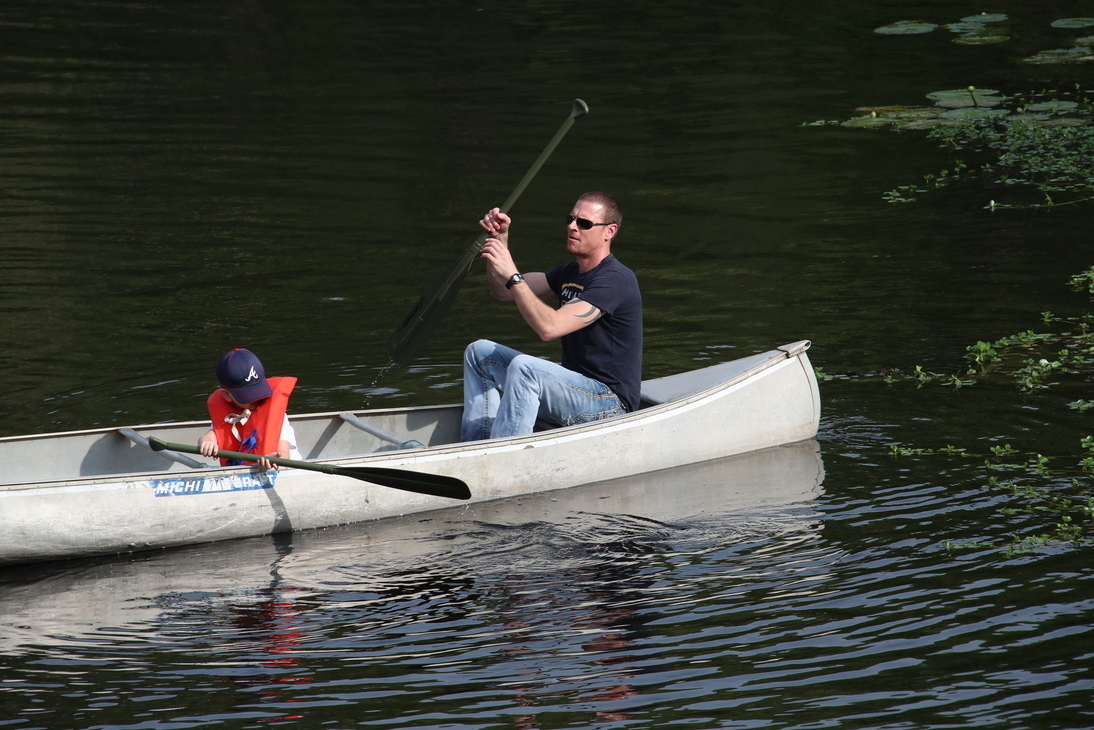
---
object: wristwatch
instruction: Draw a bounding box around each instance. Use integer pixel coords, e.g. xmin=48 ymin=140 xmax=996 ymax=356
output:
xmin=505 ymin=273 xmax=525 ymax=289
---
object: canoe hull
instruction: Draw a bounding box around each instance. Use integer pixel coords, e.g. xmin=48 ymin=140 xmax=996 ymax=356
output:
xmin=0 ymin=342 xmax=820 ymax=565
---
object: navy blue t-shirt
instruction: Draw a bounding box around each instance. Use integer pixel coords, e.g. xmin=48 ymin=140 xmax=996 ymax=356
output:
xmin=544 ymin=255 xmax=643 ymax=412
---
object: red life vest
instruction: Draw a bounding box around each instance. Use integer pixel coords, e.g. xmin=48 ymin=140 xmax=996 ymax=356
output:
xmin=206 ymin=376 xmax=297 ymax=466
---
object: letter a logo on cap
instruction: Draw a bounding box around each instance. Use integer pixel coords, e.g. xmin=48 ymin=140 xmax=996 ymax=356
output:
xmin=216 ymin=348 xmax=273 ymax=403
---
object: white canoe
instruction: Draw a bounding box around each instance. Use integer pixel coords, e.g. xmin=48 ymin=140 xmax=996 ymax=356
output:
xmin=0 ymin=341 xmax=820 ymax=566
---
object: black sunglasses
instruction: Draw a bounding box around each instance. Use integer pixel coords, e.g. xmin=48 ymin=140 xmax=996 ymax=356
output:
xmin=566 ymin=215 xmax=611 ymax=231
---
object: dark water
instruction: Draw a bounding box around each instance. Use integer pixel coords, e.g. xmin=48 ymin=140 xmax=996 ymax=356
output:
xmin=3 ymin=1 xmax=1094 ymax=728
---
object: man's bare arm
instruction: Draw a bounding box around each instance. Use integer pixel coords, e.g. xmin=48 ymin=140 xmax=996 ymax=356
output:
xmin=488 ymin=270 xmax=553 ymax=302
xmin=511 ymin=289 xmax=603 ymax=341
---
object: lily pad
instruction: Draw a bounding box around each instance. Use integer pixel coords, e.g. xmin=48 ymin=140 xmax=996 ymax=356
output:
xmin=1051 ymin=18 xmax=1094 ymax=29
xmin=1041 ymin=117 xmax=1089 ymax=127
xmin=944 ymin=21 xmax=985 ymax=33
xmin=883 ymin=109 xmax=948 ymax=130
xmin=1026 ymin=100 xmax=1079 ymax=112
xmin=1023 ymin=47 xmax=1094 ymax=64
xmin=1006 ymin=113 xmax=1052 ymax=123
xmin=855 ymin=105 xmax=912 ymax=113
xmin=955 ymin=27 xmax=1010 ymax=45
xmin=842 ymin=116 xmax=896 ymax=129
xmin=901 ymin=118 xmax=949 ymax=130
xmin=875 ymin=20 xmax=938 ymax=35
xmin=842 ymin=108 xmax=949 ymax=129
xmin=961 ymin=13 xmax=1008 ymax=23
xmin=927 ymin=88 xmax=1003 ymax=108
xmin=884 ymin=109 xmax=942 ymax=122
xmin=939 ymin=107 xmax=1009 ymax=121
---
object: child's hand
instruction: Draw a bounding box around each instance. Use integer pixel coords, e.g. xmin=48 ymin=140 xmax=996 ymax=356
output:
xmin=256 ymin=453 xmax=279 ymax=471
xmin=198 ymin=432 xmax=219 ymax=458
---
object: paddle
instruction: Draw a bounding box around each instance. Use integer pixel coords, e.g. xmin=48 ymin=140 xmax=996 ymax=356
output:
xmin=385 ymin=98 xmax=590 ymax=365
xmin=148 ymin=437 xmax=470 ymax=501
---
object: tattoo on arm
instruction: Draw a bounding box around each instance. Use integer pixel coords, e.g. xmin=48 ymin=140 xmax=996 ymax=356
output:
xmin=571 ymin=304 xmax=603 ymax=322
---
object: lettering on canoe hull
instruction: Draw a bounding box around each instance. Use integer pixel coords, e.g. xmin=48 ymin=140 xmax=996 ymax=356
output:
xmin=151 ymin=471 xmax=278 ymax=497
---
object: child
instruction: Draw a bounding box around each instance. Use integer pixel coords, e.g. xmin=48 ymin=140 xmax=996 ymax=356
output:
xmin=198 ymin=348 xmax=300 ymax=469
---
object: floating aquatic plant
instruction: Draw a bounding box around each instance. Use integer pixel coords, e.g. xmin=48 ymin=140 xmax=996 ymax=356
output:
xmin=876 ymin=267 xmax=1094 ymax=555
xmin=1024 ymin=46 xmax=1094 ymax=64
xmin=1051 ymin=17 xmax=1094 ymax=29
xmin=830 ymin=17 xmax=1094 ymax=206
xmin=873 ymin=14 xmax=1094 ymax=50
xmin=935 ymin=102 xmax=1094 ymax=208
xmin=944 ymin=21 xmax=988 ymax=34
xmin=1027 ymin=100 xmax=1080 ymax=112
xmin=939 ymin=107 xmax=1009 ymax=122
xmin=874 ymin=13 xmax=1010 ymax=44
xmin=927 ymin=87 xmax=1003 ymax=107
xmin=891 ymin=437 xmax=1094 ymax=555
xmin=1020 ymin=24 xmax=1094 ymax=64
xmin=954 ymin=26 xmax=1010 ymax=45
xmin=804 ymin=85 xmax=1094 ymax=209
xmin=1069 ymin=266 xmax=1094 ymax=295
xmin=821 ymin=277 xmax=1094 ymax=553
xmin=820 ymin=267 xmax=1094 ymax=396
xmin=874 ymin=20 xmax=938 ymax=35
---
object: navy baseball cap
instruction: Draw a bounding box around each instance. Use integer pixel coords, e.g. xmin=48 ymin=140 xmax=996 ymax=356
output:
xmin=216 ymin=348 xmax=273 ymax=403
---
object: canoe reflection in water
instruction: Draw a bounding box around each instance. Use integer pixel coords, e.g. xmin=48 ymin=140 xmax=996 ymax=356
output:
xmin=457 ymin=441 xmax=825 ymax=726
xmin=0 ymin=441 xmax=824 ymax=725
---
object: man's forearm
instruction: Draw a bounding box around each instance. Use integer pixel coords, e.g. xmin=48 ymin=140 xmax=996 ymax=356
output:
xmin=511 ymin=283 xmax=561 ymax=340
xmin=487 ymin=265 xmax=514 ymax=301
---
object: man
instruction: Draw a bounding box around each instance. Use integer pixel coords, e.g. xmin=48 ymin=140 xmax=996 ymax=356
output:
xmin=461 ymin=191 xmax=642 ymax=441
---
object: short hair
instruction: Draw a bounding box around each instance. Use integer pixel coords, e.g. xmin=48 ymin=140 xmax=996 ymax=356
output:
xmin=578 ymin=191 xmax=622 ymax=229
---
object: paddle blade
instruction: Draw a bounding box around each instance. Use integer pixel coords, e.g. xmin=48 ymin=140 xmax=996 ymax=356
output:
xmin=336 ymin=465 xmax=471 ymax=500
xmin=385 ymin=247 xmax=478 ymax=365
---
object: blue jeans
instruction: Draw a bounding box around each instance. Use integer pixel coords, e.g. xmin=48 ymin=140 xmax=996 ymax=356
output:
xmin=461 ymin=339 xmax=626 ymax=441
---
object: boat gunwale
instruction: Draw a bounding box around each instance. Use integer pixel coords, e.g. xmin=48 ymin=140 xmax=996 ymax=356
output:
xmin=0 ymin=401 xmax=463 ymax=445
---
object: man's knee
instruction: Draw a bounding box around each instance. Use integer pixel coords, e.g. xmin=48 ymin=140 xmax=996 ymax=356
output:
xmin=508 ymin=353 xmax=536 ymax=373
xmin=506 ymin=354 xmax=549 ymax=386
xmin=465 ymin=339 xmax=497 ymax=365
xmin=466 ymin=339 xmax=496 ymax=355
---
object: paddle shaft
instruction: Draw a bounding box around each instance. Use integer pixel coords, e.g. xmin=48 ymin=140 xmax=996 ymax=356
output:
xmin=386 ymin=99 xmax=589 ymax=364
xmin=148 ymin=437 xmax=470 ymax=500
xmin=497 ymin=99 xmax=590 ymax=218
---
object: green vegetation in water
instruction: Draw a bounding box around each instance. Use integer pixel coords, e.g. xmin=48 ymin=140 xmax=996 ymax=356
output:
xmin=873 ymin=14 xmax=1094 ymax=50
xmin=805 ymin=86 xmax=1094 ymax=209
xmin=832 ymin=14 xmax=1094 ymax=208
xmin=875 ymin=13 xmax=1009 ymax=44
xmin=819 ymin=268 xmax=1094 ymax=394
xmin=873 ymin=20 xmax=939 ymax=36
xmin=825 ymin=267 xmax=1094 ymax=555
xmin=1051 ymin=18 xmax=1094 ymax=29
xmin=893 ymin=439 xmax=1094 ymax=556
xmin=1023 ymin=46 xmax=1094 ymax=65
